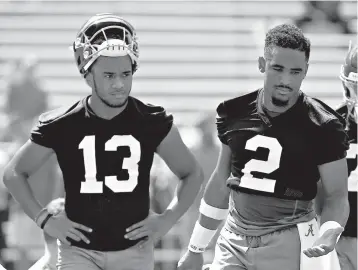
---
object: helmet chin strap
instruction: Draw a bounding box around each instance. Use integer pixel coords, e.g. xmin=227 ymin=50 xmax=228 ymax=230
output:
xmin=344 ymin=97 xmax=357 ymax=130
xmin=340 ymin=69 xmax=357 ymax=128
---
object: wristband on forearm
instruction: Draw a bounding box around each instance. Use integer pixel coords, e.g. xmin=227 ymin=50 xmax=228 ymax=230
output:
xmin=34 ymin=208 xmax=48 ymax=226
xmin=319 ymin=221 xmax=343 ymax=243
xmin=188 ymin=221 xmax=217 ymax=253
xmin=188 ymin=199 xmax=229 ymax=253
xmin=40 ymin=213 xmax=54 ymax=229
xmin=199 ymin=199 xmax=229 ymax=220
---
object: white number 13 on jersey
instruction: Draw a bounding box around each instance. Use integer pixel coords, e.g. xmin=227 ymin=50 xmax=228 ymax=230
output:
xmin=79 ymin=135 xmax=141 ymax=193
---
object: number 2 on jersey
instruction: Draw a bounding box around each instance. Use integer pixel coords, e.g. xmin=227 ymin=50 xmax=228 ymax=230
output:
xmin=240 ymin=135 xmax=282 ymax=193
xmin=79 ymin=135 xmax=141 ymax=193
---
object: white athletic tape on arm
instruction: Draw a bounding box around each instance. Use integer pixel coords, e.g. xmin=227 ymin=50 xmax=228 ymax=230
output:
xmin=188 ymin=222 xmax=217 ymax=253
xmin=199 ymin=199 xmax=229 ymax=220
xmin=319 ymin=221 xmax=343 ymax=243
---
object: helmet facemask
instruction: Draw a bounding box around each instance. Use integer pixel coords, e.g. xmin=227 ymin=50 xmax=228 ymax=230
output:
xmin=340 ymin=41 xmax=357 ymax=105
xmin=73 ymin=15 xmax=139 ymax=77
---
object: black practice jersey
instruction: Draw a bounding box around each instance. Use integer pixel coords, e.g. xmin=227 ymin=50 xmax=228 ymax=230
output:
xmin=216 ymin=89 xmax=348 ymax=201
xmin=31 ymin=96 xmax=173 ymax=251
xmin=336 ymin=104 xmax=357 ymax=237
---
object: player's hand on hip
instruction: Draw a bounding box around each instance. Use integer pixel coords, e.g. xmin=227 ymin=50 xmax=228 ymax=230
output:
xmin=177 ymin=250 xmax=204 ymax=270
xmin=125 ymin=210 xmax=174 ymax=243
xmin=303 ymin=226 xmax=344 ymax=258
xmin=43 ymin=211 xmax=93 ymax=245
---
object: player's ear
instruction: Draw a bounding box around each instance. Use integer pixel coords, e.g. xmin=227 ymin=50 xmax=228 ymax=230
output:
xmin=84 ymin=71 xmax=94 ymax=89
xmin=304 ymin=62 xmax=309 ymax=78
xmin=258 ymin=56 xmax=266 ymax=73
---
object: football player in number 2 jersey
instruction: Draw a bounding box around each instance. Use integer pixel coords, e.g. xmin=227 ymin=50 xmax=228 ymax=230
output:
xmin=178 ymin=24 xmax=350 ymax=270
xmin=3 ymin=14 xmax=204 ymax=270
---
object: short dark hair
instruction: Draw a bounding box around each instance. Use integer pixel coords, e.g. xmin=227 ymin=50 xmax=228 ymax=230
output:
xmin=264 ymin=24 xmax=311 ymax=62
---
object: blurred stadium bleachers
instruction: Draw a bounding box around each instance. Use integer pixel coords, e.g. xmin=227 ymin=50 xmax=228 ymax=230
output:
xmin=0 ymin=1 xmax=357 ymax=127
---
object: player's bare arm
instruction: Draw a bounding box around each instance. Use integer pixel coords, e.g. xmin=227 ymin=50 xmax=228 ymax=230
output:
xmin=3 ymin=140 xmax=92 ymax=245
xmin=4 ymin=140 xmax=54 ymax=219
xmin=177 ymin=143 xmax=231 ymax=270
xmin=314 ymin=180 xmax=324 ymax=216
xmin=319 ymin=158 xmax=349 ymax=226
xmin=304 ymin=158 xmax=349 ymax=258
xmin=125 ymin=124 xmax=204 ymax=242
xmin=198 ymin=143 xmax=231 ymax=230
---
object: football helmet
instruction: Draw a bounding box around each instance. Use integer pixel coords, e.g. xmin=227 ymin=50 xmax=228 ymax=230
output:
xmin=72 ymin=13 xmax=139 ymax=77
xmin=340 ymin=41 xmax=357 ymax=105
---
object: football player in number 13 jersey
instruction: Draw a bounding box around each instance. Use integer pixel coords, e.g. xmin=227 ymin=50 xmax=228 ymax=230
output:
xmin=178 ymin=24 xmax=350 ymax=270
xmin=3 ymin=14 xmax=204 ymax=270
